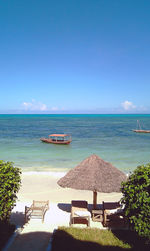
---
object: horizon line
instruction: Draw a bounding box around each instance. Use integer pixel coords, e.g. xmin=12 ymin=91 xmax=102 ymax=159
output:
xmin=0 ymin=113 xmax=150 ymax=115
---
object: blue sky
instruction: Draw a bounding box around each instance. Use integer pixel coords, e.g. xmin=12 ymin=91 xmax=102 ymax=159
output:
xmin=0 ymin=0 xmax=150 ymax=114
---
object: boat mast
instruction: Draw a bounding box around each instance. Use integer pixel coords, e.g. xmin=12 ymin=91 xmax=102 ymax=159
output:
xmin=137 ymin=120 xmax=142 ymax=130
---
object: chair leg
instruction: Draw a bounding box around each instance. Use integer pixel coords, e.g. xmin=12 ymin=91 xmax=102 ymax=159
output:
xmin=69 ymin=215 xmax=72 ymax=226
xmin=87 ymin=216 xmax=90 ymax=227
xmin=103 ymin=211 xmax=107 ymax=227
xmin=25 ymin=206 xmax=28 ymax=223
xmin=42 ymin=211 xmax=45 ymax=223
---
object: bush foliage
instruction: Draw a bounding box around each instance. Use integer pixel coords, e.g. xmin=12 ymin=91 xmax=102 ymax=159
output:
xmin=0 ymin=160 xmax=21 ymax=221
xmin=121 ymin=163 xmax=150 ymax=240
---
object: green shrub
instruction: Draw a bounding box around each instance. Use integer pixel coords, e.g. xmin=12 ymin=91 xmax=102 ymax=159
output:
xmin=0 ymin=160 xmax=21 ymax=221
xmin=121 ymin=163 xmax=150 ymax=240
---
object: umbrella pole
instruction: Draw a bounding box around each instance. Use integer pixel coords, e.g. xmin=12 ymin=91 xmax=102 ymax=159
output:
xmin=93 ymin=190 xmax=97 ymax=209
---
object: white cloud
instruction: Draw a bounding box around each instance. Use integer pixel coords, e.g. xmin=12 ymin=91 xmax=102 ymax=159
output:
xmin=21 ymin=100 xmax=65 ymax=113
xmin=22 ymin=100 xmax=48 ymax=111
xmin=51 ymin=106 xmax=59 ymax=111
xmin=121 ymin=101 xmax=136 ymax=111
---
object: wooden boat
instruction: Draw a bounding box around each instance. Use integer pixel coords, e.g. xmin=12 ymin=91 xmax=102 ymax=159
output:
xmin=133 ymin=129 xmax=150 ymax=133
xmin=40 ymin=134 xmax=72 ymax=144
xmin=132 ymin=120 xmax=150 ymax=133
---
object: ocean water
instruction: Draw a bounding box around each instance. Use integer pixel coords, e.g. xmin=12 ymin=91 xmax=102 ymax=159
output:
xmin=0 ymin=114 xmax=150 ymax=174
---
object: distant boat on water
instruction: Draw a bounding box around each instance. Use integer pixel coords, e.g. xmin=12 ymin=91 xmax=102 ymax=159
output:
xmin=132 ymin=120 xmax=150 ymax=133
xmin=40 ymin=134 xmax=72 ymax=144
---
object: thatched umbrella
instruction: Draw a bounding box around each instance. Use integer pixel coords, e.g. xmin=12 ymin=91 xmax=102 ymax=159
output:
xmin=58 ymin=154 xmax=127 ymax=209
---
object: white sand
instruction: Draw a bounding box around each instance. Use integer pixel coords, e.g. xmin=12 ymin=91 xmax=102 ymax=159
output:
xmin=17 ymin=172 xmax=122 ymax=204
xmin=10 ymin=171 xmax=123 ymax=230
xmin=8 ymin=172 xmax=123 ymax=251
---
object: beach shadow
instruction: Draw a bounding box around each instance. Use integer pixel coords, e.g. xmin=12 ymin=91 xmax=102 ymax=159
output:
xmin=8 ymin=231 xmax=52 ymax=250
xmin=51 ymin=229 xmax=126 ymax=251
xmin=103 ymin=215 xmax=128 ymax=229
xmin=57 ymin=203 xmax=102 ymax=213
xmin=112 ymin=230 xmax=150 ymax=251
xmin=0 ymin=220 xmax=16 ymax=250
xmin=58 ymin=203 xmax=71 ymax=212
xmin=10 ymin=211 xmax=25 ymax=228
xmin=88 ymin=203 xmax=102 ymax=211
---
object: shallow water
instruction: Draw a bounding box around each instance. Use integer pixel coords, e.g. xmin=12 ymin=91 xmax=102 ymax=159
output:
xmin=0 ymin=114 xmax=150 ymax=174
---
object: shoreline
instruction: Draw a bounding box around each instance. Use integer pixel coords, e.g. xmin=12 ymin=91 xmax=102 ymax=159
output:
xmin=21 ymin=171 xmax=67 ymax=178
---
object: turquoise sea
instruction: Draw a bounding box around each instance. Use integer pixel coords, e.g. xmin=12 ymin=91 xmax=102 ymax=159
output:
xmin=0 ymin=114 xmax=150 ymax=174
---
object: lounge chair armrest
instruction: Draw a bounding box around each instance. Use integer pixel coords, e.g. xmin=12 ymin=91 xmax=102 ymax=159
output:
xmin=25 ymin=206 xmax=32 ymax=214
xmin=45 ymin=203 xmax=49 ymax=210
xmin=25 ymin=206 xmax=32 ymax=223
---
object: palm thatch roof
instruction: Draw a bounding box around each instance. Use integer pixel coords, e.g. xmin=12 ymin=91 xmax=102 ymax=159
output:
xmin=58 ymin=154 xmax=126 ymax=193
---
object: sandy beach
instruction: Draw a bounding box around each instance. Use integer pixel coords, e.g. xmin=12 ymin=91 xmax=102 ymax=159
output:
xmin=11 ymin=171 xmax=122 ymax=225
xmin=10 ymin=171 xmax=123 ymax=228
xmin=7 ymin=172 xmax=124 ymax=250
xmin=16 ymin=171 xmax=122 ymax=204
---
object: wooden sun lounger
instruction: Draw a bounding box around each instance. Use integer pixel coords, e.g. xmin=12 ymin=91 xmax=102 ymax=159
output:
xmin=102 ymin=201 xmax=124 ymax=226
xmin=70 ymin=200 xmax=91 ymax=227
xmin=25 ymin=200 xmax=49 ymax=223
